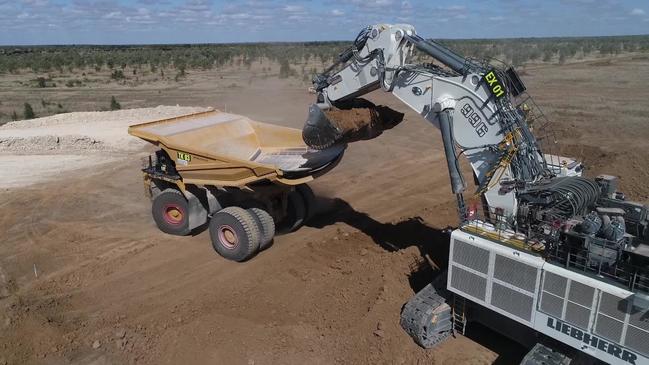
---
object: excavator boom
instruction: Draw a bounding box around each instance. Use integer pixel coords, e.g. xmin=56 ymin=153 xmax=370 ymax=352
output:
xmin=303 ymin=24 xmax=552 ymax=218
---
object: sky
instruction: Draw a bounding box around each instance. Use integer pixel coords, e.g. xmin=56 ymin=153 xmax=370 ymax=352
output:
xmin=0 ymin=0 xmax=648 ymax=45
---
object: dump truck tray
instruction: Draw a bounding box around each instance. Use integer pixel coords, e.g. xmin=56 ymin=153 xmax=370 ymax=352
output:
xmin=128 ymin=109 xmax=345 ymax=187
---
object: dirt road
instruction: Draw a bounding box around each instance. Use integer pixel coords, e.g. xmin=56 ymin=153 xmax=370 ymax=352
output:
xmin=1 ymin=57 xmax=648 ymax=365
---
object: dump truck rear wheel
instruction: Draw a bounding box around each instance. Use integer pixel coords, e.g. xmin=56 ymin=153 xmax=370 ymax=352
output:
xmin=152 ymin=189 xmax=190 ymax=236
xmin=209 ymin=207 xmax=261 ymax=262
xmin=296 ymin=184 xmax=316 ymax=221
xmin=280 ymin=191 xmax=307 ymax=232
xmin=248 ymin=208 xmax=275 ymax=251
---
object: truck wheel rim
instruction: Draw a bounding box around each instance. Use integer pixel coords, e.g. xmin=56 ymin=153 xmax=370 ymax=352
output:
xmin=218 ymin=225 xmax=238 ymax=249
xmin=163 ymin=204 xmax=184 ymax=225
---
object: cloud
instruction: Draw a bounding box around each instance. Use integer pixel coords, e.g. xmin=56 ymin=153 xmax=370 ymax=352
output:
xmin=1 ymin=0 xmax=649 ymax=45
xmin=349 ymin=0 xmax=393 ymax=9
xmin=283 ymin=5 xmax=304 ymax=13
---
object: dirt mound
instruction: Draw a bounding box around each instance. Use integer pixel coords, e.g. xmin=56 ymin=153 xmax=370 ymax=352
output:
xmin=0 ymin=106 xmax=211 ymax=188
xmin=0 ymin=106 xmax=211 ymax=130
xmin=0 ymin=135 xmax=105 ymax=152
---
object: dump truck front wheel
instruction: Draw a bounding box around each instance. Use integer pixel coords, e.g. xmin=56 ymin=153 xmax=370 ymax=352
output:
xmin=152 ymin=189 xmax=191 ymax=236
xmin=209 ymin=207 xmax=261 ymax=262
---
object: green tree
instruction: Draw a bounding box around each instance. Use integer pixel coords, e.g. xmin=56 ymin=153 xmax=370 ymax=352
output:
xmin=111 ymin=70 xmax=125 ymax=80
xmin=110 ymin=96 xmax=121 ymax=110
xmin=11 ymin=110 xmax=18 ymax=121
xmin=279 ymin=59 xmax=291 ymax=79
xmin=24 ymin=102 xmax=35 ymax=119
xmin=558 ymin=50 xmax=567 ymax=65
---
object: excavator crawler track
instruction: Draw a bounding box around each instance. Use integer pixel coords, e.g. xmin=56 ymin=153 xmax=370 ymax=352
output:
xmin=400 ymin=283 xmax=453 ymax=349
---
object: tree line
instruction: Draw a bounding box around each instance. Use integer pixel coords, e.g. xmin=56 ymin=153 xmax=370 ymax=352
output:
xmin=1 ymin=35 xmax=648 ymax=74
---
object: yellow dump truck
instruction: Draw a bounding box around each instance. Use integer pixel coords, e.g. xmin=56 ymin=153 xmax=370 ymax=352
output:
xmin=128 ymin=109 xmax=345 ymax=261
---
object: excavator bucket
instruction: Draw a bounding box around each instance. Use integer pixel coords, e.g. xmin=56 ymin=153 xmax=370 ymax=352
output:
xmin=302 ymin=104 xmax=343 ymax=150
xmin=302 ymin=98 xmax=405 ymax=150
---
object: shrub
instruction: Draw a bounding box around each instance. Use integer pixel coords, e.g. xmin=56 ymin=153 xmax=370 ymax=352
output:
xmin=111 ymin=70 xmax=125 ymax=80
xmin=279 ymin=59 xmax=291 ymax=78
xmin=24 ymin=102 xmax=35 ymax=119
xmin=110 ymin=96 xmax=121 ymax=110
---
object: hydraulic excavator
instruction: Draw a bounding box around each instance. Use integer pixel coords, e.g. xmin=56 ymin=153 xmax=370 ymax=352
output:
xmin=303 ymin=24 xmax=649 ymax=365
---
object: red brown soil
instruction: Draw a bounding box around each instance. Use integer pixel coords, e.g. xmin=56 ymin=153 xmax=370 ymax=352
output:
xmin=325 ymin=107 xmax=372 ymax=132
xmin=324 ymin=101 xmax=404 ymax=143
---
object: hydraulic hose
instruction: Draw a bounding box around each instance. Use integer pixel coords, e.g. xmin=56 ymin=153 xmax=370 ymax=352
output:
xmin=439 ymin=109 xmax=466 ymax=194
xmin=405 ymin=34 xmax=470 ymax=75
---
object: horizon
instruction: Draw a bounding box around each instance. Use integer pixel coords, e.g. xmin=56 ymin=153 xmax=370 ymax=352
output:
xmin=3 ymin=33 xmax=649 ymax=48
xmin=1 ymin=0 xmax=648 ymax=46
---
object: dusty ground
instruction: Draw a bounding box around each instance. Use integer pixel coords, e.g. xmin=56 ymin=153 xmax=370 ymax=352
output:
xmin=1 ymin=56 xmax=648 ymax=365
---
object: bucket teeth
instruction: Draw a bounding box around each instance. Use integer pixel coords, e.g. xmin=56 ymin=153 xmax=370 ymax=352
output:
xmin=302 ymin=104 xmax=343 ymax=150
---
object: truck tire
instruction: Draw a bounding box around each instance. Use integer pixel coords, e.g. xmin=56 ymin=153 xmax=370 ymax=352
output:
xmin=296 ymin=184 xmax=316 ymax=221
xmin=152 ymin=189 xmax=191 ymax=236
xmin=280 ymin=190 xmax=307 ymax=233
xmin=248 ymin=208 xmax=275 ymax=251
xmin=209 ymin=207 xmax=261 ymax=262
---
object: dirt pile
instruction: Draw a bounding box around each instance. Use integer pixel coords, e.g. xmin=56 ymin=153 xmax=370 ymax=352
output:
xmin=0 ymin=135 xmax=105 ymax=152
xmin=0 ymin=106 xmax=210 ymax=189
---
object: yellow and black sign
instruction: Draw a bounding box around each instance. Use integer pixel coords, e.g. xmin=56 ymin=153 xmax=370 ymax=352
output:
xmin=483 ymin=70 xmax=506 ymax=99
xmin=177 ymin=151 xmax=192 ymax=162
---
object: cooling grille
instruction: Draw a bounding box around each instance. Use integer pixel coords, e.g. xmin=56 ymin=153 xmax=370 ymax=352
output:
xmin=490 ymin=282 xmax=534 ymax=321
xmin=452 ymin=239 xmax=489 ymax=274
xmin=543 ymin=271 xmax=567 ymax=297
xmin=450 ymin=265 xmax=487 ymax=301
xmin=493 ymin=254 xmax=537 ymax=293
xmin=624 ymin=324 xmax=649 ymax=357
xmin=595 ymin=313 xmax=624 ymax=343
xmin=568 ymin=280 xmax=595 ymax=307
